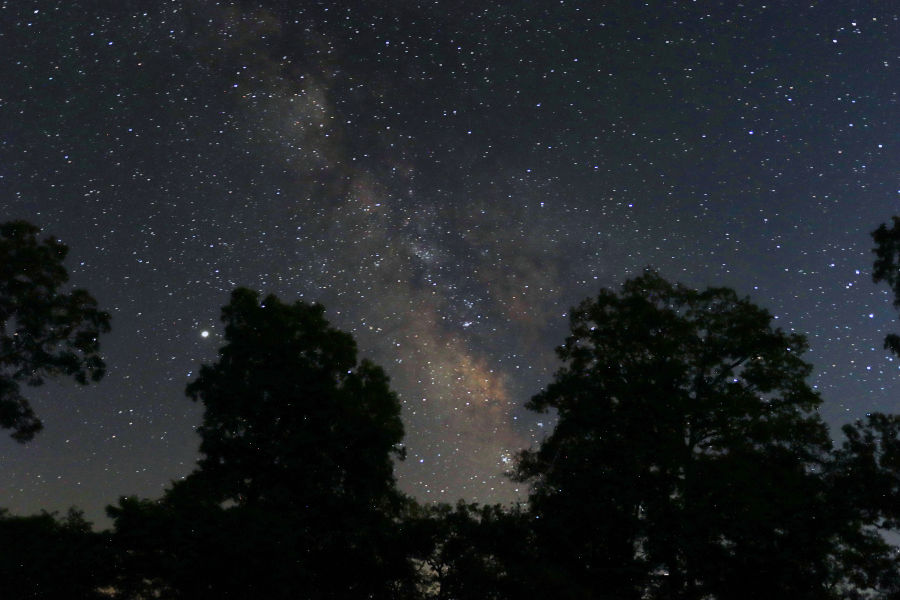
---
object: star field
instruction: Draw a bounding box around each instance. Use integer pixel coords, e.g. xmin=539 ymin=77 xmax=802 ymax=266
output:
xmin=0 ymin=1 xmax=898 ymax=525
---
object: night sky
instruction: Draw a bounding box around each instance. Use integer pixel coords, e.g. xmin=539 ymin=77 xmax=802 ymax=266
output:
xmin=1 ymin=1 xmax=898 ymax=526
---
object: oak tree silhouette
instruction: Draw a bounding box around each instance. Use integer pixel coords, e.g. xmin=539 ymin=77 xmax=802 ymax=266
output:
xmin=514 ymin=271 xmax=885 ymax=599
xmin=0 ymin=220 xmax=110 ymax=441
xmin=110 ymin=288 xmax=413 ymax=599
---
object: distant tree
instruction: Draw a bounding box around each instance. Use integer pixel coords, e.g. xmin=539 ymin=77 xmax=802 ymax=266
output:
xmin=824 ymin=414 xmax=900 ymax=597
xmin=110 ymin=288 xmax=414 ymax=599
xmin=514 ymin=270 xmax=892 ymax=599
xmin=405 ymin=501 xmax=541 ymax=600
xmin=109 ymin=489 xmax=302 ymax=600
xmin=0 ymin=220 xmax=110 ymax=441
xmin=0 ymin=507 xmax=113 ymax=599
xmin=871 ymin=216 xmax=900 ymax=362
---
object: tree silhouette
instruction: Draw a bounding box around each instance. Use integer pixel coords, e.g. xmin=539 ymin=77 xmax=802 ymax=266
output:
xmin=0 ymin=507 xmax=113 ymax=599
xmin=109 ymin=490 xmax=318 ymax=600
xmin=0 ymin=220 xmax=110 ymax=441
xmin=185 ymin=287 xmax=406 ymax=510
xmin=823 ymin=414 xmax=900 ymax=597
xmin=405 ymin=501 xmax=541 ymax=600
xmin=514 ymin=271 xmax=885 ymax=599
xmin=872 ymin=216 xmax=900 ymax=355
xmin=109 ymin=287 xmax=414 ymax=598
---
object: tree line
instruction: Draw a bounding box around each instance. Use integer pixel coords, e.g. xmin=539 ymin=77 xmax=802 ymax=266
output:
xmin=5 ymin=217 xmax=900 ymax=598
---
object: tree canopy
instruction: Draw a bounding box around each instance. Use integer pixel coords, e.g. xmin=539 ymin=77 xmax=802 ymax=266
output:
xmin=515 ymin=270 xmax=892 ymax=599
xmin=4 ymin=256 xmax=900 ymax=597
xmin=873 ymin=217 xmax=900 ymax=355
xmin=185 ymin=286 xmax=406 ymax=510
xmin=109 ymin=287 xmax=414 ymax=599
xmin=0 ymin=220 xmax=110 ymax=441
xmin=403 ymin=501 xmax=538 ymax=600
xmin=0 ymin=508 xmax=112 ymax=600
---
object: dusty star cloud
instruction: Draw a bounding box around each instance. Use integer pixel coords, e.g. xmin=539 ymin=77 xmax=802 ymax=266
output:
xmin=194 ymin=3 xmax=584 ymax=500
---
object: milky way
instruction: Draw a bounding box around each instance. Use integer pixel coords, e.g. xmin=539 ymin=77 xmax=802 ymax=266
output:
xmin=1 ymin=1 xmax=898 ymax=525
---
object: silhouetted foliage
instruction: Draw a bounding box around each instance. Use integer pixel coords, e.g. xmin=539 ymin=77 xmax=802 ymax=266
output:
xmin=824 ymin=414 xmax=900 ymax=597
xmin=834 ymin=413 xmax=900 ymax=529
xmin=403 ymin=501 xmax=541 ymax=600
xmin=0 ymin=270 xmax=884 ymax=597
xmin=0 ymin=507 xmax=113 ymax=599
xmin=109 ymin=287 xmax=414 ymax=599
xmin=186 ymin=287 xmax=406 ymax=509
xmin=872 ymin=216 xmax=900 ymax=355
xmin=0 ymin=220 xmax=110 ymax=441
xmin=514 ymin=271 xmax=896 ymax=599
xmin=109 ymin=490 xmax=326 ymax=600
